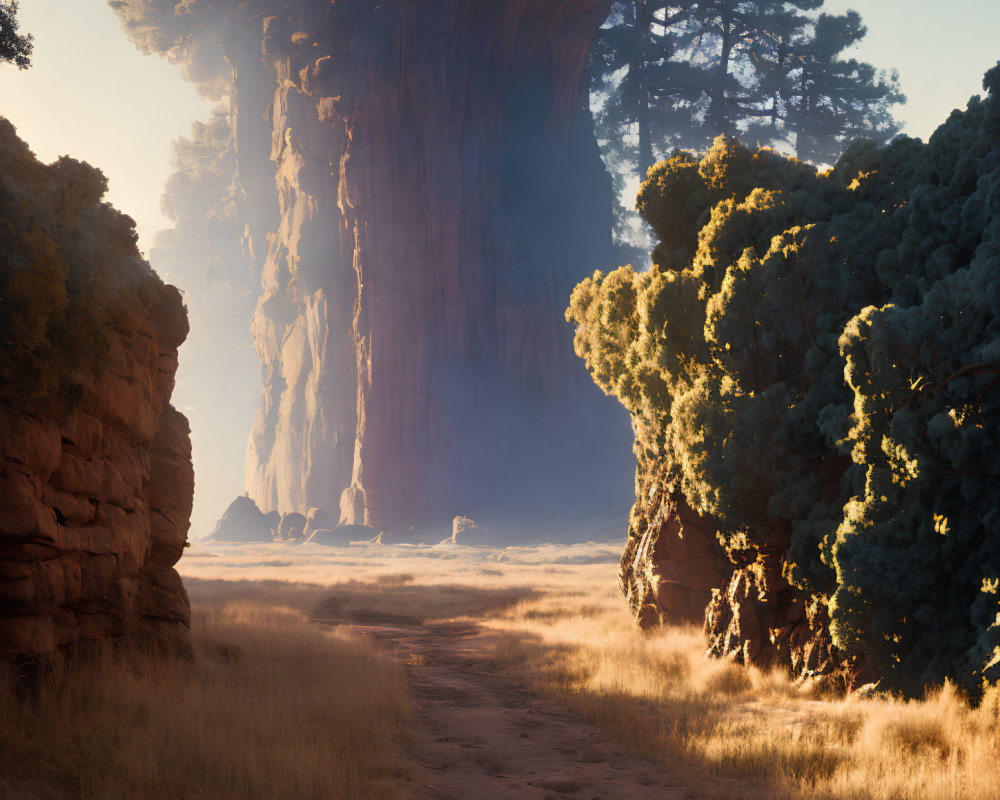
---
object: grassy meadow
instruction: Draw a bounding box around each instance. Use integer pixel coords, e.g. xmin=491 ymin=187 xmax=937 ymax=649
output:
xmin=0 ymin=577 xmax=410 ymax=800
xmin=3 ymin=538 xmax=998 ymax=799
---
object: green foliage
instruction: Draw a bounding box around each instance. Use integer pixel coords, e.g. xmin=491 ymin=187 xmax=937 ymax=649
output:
xmin=0 ymin=1 xmax=32 ymax=69
xmin=0 ymin=117 xmax=164 ymax=399
xmin=593 ymin=1 xmax=901 ymax=162
xmin=591 ymin=1 xmax=903 ymax=245
xmin=568 ymin=66 xmax=1000 ymax=697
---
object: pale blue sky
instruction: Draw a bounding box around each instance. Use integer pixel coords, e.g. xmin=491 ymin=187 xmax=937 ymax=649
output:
xmin=823 ymin=0 xmax=1000 ymax=139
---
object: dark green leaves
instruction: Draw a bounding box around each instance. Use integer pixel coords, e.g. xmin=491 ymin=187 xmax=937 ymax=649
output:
xmin=569 ymin=67 xmax=1000 ymax=696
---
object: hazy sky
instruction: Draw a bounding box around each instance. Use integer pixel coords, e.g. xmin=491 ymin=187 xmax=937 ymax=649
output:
xmin=0 ymin=1 xmax=215 ymax=258
xmin=823 ymin=0 xmax=1000 ymax=138
xmin=2 ymin=1 xmax=998 ymax=257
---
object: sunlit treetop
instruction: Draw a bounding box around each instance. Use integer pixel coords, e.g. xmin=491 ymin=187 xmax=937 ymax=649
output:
xmin=568 ymin=63 xmax=1000 ymax=698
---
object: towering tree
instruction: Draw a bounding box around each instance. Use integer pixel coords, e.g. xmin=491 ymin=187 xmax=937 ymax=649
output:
xmin=591 ymin=0 xmax=903 ymax=243
xmin=591 ymin=2 xmax=701 ymax=177
xmin=780 ymin=12 xmax=903 ymax=162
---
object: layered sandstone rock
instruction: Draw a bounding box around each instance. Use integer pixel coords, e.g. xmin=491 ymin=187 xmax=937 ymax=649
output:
xmin=0 ymin=119 xmax=193 ymax=659
xmin=619 ymin=460 xmax=732 ymax=629
xmin=0 ymin=301 xmax=193 ymax=659
xmin=111 ymin=0 xmax=632 ymax=533
xmin=622 ymin=453 xmax=860 ymax=685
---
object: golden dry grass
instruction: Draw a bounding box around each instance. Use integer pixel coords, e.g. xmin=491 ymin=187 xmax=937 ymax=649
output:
xmin=471 ymin=577 xmax=1000 ymax=800
xmin=182 ymin=539 xmax=1000 ymax=800
xmin=0 ymin=582 xmax=410 ymax=800
xmin=6 ymin=539 xmax=998 ymax=799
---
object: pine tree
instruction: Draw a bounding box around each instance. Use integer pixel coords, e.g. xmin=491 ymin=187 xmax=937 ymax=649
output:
xmin=781 ymin=12 xmax=903 ymax=162
xmin=591 ymin=2 xmax=701 ymax=246
xmin=591 ymin=1 xmax=903 ymax=245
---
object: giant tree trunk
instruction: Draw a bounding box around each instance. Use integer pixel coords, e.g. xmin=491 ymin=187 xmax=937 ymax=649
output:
xmin=112 ymin=0 xmax=631 ymax=533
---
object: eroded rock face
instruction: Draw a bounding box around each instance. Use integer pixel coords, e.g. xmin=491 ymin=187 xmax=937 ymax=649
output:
xmin=111 ymin=0 xmax=632 ymax=533
xmin=0 ymin=325 xmax=193 ymax=660
xmin=704 ymin=562 xmax=841 ymax=680
xmin=619 ymin=460 xmax=732 ymax=629
xmin=622 ymin=455 xmax=861 ymax=686
xmin=0 ymin=119 xmax=193 ymax=660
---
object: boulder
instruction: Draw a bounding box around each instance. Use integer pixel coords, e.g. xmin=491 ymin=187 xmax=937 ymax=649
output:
xmin=304 ymin=524 xmax=375 ymax=547
xmin=206 ymin=496 xmax=274 ymax=542
xmin=277 ymin=512 xmax=308 ymax=541
xmin=303 ymin=507 xmax=336 ymax=538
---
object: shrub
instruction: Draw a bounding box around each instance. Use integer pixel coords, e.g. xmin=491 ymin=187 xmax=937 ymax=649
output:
xmin=567 ymin=65 xmax=1000 ymax=697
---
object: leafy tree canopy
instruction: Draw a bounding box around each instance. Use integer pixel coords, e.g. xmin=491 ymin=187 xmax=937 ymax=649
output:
xmin=0 ymin=117 xmax=167 ymax=398
xmin=568 ymin=64 xmax=1000 ymax=698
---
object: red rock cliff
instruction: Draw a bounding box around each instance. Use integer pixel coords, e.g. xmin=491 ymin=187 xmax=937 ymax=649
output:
xmin=0 ymin=119 xmax=192 ymax=659
xmin=112 ymin=0 xmax=632 ymax=533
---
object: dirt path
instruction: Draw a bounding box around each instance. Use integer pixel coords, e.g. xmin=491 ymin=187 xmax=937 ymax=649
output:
xmin=340 ymin=621 xmax=689 ymax=800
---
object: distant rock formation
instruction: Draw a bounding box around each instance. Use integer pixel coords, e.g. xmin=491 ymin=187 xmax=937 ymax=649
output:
xmin=276 ymin=512 xmax=306 ymax=541
xmin=303 ymin=507 xmax=335 ymax=539
xmin=0 ymin=119 xmax=192 ymax=659
xmin=205 ymin=496 xmax=275 ymax=542
xmin=110 ymin=0 xmax=633 ymax=534
xmin=207 ymin=499 xmax=345 ymax=542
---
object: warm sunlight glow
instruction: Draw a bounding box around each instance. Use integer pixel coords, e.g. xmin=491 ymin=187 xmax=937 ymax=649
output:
xmin=2 ymin=1 xmax=1000 ymax=797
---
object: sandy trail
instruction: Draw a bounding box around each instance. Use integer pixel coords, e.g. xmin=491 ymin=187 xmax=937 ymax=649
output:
xmin=334 ymin=619 xmax=688 ymax=800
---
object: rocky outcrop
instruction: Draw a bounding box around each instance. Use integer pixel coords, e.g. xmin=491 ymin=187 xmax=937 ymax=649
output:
xmin=0 ymin=120 xmax=193 ymax=659
xmin=619 ymin=460 xmax=732 ymax=629
xmin=621 ymin=453 xmax=861 ymax=686
xmin=205 ymin=496 xmax=275 ymax=543
xmin=701 ymin=455 xmax=866 ymax=686
xmin=303 ymin=508 xmax=335 ymax=539
xmin=705 ymin=562 xmax=841 ymax=679
xmin=110 ymin=0 xmax=633 ymax=534
xmin=276 ymin=512 xmax=307 ymax=541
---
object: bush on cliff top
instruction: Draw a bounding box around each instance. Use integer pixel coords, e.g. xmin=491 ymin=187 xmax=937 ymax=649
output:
xmin=0 ymin=118 xmax=165 ymax=399
xmin=567 ymin=65 xmax=1000 ymax=697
